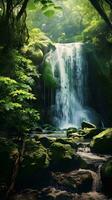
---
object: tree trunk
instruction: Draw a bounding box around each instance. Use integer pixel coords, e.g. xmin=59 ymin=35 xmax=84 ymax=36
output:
xmin=16 ymin=0 xmax=29 ymax=21
xmin=89 ymin=0 xmax=112 ymax=28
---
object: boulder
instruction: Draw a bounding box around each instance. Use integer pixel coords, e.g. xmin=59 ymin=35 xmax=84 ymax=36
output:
xmin=82 ymin=122 xmax=96 ymax=129
xmin=49 ymin=142 xmax=87 ymax=171
xmin=16 ymin=139 xmax=50 ymax=188
xmin=49 ymin=142 xmax=74 ymax=171
xmin=11 ymin=189 xmax=38 ymax=200
xmin=83 ymin=128 xmax=103 ymax=139
xmin=67 ymin=132 xmax=81 ymax=139
xmin=38 ymin=136 xmax=54 ymax=148
xmin=43 ymin=124 xmax=59 ymax=132
xmin=67 ymin=127 xmax=77 ymax=135
xmin=90 ymin=128 xmax=112 ymax=154
xmin=35 ymin=127 xmax=43 ymax=132
xmin=33 ymin=127 xmax=43 ymax=133
xmin=56 ymin=138 xmax=78 ymax=148
xmin=101 ymin=159 xmax=112 ymax=196
xmin=74 ymin=192 xmax=108 ymax=200
xmin=52 ymin=169 xmax=94 ymax=193
xmin=39 ymin=187 xmax=73 ymax=200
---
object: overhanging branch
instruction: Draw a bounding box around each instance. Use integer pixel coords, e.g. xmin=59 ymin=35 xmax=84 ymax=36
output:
xmin=89 ymin=0 xmax=112 ymax=28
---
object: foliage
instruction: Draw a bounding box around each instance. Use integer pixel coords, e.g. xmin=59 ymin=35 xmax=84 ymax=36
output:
xmin=42 ymin=61 xmax=57 ymax=88
xmin=0 ymin=50 xmax=40 ymax=134
xmin=22 ymin=28 xmax=54 ymax=59
xmin=27 ymin=0 xmax=112 ymax=45
xmin=0 ymin=0 xmax=56 ymax=47
xmin=88 ymin=0 xmax=112 ymax=28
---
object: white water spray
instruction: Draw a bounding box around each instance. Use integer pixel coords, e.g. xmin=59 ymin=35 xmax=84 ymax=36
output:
xmin=47 ymin=43 xmax=94 ymax=129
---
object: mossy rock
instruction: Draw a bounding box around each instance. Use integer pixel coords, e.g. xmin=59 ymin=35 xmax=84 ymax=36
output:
xmin=53 ymin=169 xmax=94 ymax=194
xmin=28 ymin=28 xmax=54 ymax=53
xmin=101 ymin=159 xmax=112 ymax=196
xmin=56 ymin=138 xmax=78 ymax=149
xmin=49 ymin=142 xmax=74 ymax=159
xmin=43 ymin=124 xmax=58 ymax=131
xmin=90 ymin=128 xmax=112 ymax=154
xmin=49 ymin=142 xmax=87 ymax=171
xmin=42 ymin=61 xmax=58 ymax=89
xmin=26 ymin=48 xmax=43 ymax=64
xmin=67 ymin=127 xmax=77 ymax=134
xmin=11 ymin=190 xmax=38 ymax=200
xmin=49 ymin=142 xmax=74 ymax=171
xmin=16 ymin=139 xmax=50 ymax=187
xmin=38 ymin=136 xmax=54 ymax=148
xmin=83 ymin=128 xmax=103 ymax=139
xmin=21 ymin=139 xmax=49 ymax=169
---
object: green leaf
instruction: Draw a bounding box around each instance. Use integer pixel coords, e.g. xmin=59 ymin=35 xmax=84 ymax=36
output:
xmin=10 ymin=90 xmax=36 ymax=101
xmin=0 ymin=77 xmax=17 ymax=85
xmin=0 ymin=100 xmax=22 ymax=111
xmin=42 ymin=5 xmax=55 ymax=17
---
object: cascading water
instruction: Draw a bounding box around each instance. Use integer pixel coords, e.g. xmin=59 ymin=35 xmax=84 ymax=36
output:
xmin=47 ymin=43 xmax=96 ymax=129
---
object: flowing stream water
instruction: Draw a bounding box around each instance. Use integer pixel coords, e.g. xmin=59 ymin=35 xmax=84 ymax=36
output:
xmin=47 ymin=43 xmax=97 ymax=129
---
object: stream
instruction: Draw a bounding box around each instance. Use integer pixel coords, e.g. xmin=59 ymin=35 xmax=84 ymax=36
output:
xmin=76 ymin=141 xmax=111 ymax=170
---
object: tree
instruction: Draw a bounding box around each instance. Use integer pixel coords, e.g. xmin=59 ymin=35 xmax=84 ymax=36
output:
xmin=0 ymin=0 xmax=54 ymax=47
xmin=89 ymin=0 xmax=112 ymax=28
xmin=0 ymin=50 xmax=40 ymax=134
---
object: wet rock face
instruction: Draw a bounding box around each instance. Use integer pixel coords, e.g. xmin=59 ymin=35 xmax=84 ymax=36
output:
xmin=101 ymin=159 xmax=112 ymax=197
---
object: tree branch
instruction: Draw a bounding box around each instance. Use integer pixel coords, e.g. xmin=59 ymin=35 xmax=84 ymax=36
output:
xmin=89 ymin=0 xmax=112 ymax=28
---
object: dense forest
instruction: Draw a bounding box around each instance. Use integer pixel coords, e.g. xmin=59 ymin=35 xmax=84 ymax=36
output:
xmin=0 ymin=0 xmax=112 ymax=200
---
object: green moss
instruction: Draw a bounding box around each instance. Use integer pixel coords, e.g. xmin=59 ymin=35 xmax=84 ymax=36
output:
xmin=83 ymin=128 xmax=102 ymax=139
xmin=42 ymin=61 xmax=58 ymax=88
xmin=49 ymin=142 xmax=75 ymax=171
xmin=67 ymin=127 xmax=77 ymax=134
xmin=56 ymin=138 xmax=77 ymax=148
xmin=38 ymin=136 xmax=54 ymax=148
xmin=91 ymin=128 xmax=112 ymax=153
xmin=26 ymin=48 xmax=43 ymax=64
xmin=17 ymin=139 xmax=50 ymax=185
xmin=23 ymin=139 xmax=49 ymax=168
xmin=50 ymin=142 xmax=74 ymax=160
xmin=28 ymin=28 xmax=53 ymax=52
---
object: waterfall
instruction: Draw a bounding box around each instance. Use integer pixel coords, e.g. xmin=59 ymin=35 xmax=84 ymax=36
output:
xmin=47 ymin=43 xmax=94 ymax=129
